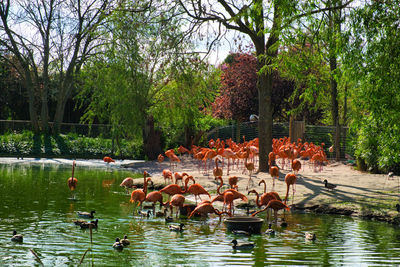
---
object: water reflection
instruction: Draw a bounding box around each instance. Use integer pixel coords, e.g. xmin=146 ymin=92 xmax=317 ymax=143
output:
xmin=1 ymin=163 xmax=400 ymax=266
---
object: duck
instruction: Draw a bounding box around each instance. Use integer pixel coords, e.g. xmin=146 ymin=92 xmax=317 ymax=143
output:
xmin=231 ymin=239 xmax=254 ymax=250
xmin=165 ymin=216 xmax=173 ymax=223
xmin=305 ymin=232 xmax=316 ymax=241
xmin=11 ymin=230 xmax=23 ymax=242
xmin=77 ymin=210 xmax=96 ymax=218
xmin=323 ymin=179 xmax=336 ymax=191
xmin=138 ymin=210 xmax=152 ymax=218
xmin=73 ymin=219 xmax=87 ymax=226
xmin=120 ymin=235 xmax=130 ymax=246
xmin=169 ymin=223 xmax=185 ymax=232
xmin=112 ymin=238 xmax=124 ymax=250
xmin=265 ymin=224 xmax=275 ymax=235
xmin=79 ymin=219 xmax=98 ymax=229
xmin=232 ymin=230 xmax=251 ymax=236
xmin=155 ymin=209 xmax=167 ymax=217
xmin=281 ymin=219 xmax=288 ymax=228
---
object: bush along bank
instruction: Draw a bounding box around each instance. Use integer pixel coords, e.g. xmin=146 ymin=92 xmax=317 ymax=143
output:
xmin=0 ymin=131 xmax=143 ymax=160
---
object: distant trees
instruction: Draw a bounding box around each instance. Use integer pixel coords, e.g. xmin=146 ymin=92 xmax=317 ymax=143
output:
xmin=0 ymin=0 xmax=114 ymax=133
xmin=78 ymin=0 xmax=222 ymax=159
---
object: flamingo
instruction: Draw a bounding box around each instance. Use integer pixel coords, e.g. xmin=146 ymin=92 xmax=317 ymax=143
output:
xmin=292 ymin=159 xmax=301 ymax=174
xmin=103 ymin=156 xmax=115 ymax=163
xmin=228 ymin=176 xmax=238 ymax=189
xmin=251 ymin=199 xmax=290 ymax=223
xmin=130 ymin=171 xmax=152 ymax=214
xmin=223 ymin=191 xmax=235 ymax=215
xmin=213 ymin=158 xmax=223 ymax=178
xmin=186 ymin=176 xmax=211 ymax=204
xmin=67 ymin=160 xmax=78 ymax=199
xmin=145 ymin=190 xmax=167 ymax=215
xmin=120 ymin=177 xmax=136 ymax=194
xmin=160 ymin=176 xmax=191 ymax=200
xmin=162 ymin=169 xmax=173 ymax=184
xmin=168 ymin=194 xmax=186 ymax=218
xmin=165 ymin=149 xmax=180 ymax=170
xmin=158 ymin=154 xmax=164 ymax=163
xmin=177 ymin=145 xmax=190 ymax=158
xmin=244 ymin=147 xmax=255 ymax=190
xmin=269 ymin=166 xmax=279 ymax=190
xmin=268 ymin=152 xmax=276 ymax=166
xmin=174 ymin=172 xmax=188 ymax=186
xmin=215 ymin=176 xmax=248 ymax=202
xmin=202 ymin=149 xmax=217 ymax=174
xmin=256 ymin=179 xmax=282 ymax=201
xmin=188 ymin=202 xmax=231 ymax=219
xmin=284 ymin=173 xmax=297 ymax=205
xmin=218 ymin=147 xmax=238 ymax=175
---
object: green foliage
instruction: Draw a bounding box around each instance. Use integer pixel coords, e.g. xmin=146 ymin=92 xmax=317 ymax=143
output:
xmin=0 ymin=131 xmax=141 ymax=159
xmin=346 ymin=2 xmax=400 ymax=173
xmin=151 ymin=61 xmax=224 ymax=148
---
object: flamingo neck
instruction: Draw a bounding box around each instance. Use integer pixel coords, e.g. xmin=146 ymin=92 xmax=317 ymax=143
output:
xmin=260 ymin=181 xmax=266 ymax=193
xmin=72 ymin=161 xmax=75 ymax=178
xmin=284 ymin=183 xmax=290 ymax=204
xmin=254 ymin=191 xmax=261 ymax=208
xmin=216 ymin=177 xmax=223 ymax=195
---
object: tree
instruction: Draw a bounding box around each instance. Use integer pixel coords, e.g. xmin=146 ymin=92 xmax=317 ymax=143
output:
xmin=214 ymin=52 xmax=320 ymax=124
xmin=345 ymin=1 xmax=400 ymax=173
xmin=212 ymin=53 xmax=258 ymax=123
xmin=79 ymin=0 xmax=220 ymax=159
xmin=0 ymin=0 xmax=114 ymax=133
xmin=178 ymin=0 xmax=353 ymax=171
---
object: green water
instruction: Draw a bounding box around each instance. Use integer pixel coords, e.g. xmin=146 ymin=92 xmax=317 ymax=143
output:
xmin=1 ymin=163 xmax=400 ymax=266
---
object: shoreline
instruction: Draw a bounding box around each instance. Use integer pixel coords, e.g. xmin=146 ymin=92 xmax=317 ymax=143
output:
xmin=2 ymin=156 xmax=400 ymax=225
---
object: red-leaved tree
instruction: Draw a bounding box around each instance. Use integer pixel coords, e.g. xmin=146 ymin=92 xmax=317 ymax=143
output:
xmin=212 ymin=53 xmax=258 ymax=122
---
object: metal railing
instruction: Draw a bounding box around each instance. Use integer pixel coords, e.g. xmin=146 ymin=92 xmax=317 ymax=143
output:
xmin=207 ymin=121 xmax=353 ymax=159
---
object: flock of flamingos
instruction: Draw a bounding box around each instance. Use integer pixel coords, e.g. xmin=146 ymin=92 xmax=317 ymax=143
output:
xmin=64 ymin=137 xmax=329 ymax=248
xmin=120 ymin=137 xmax=329 ymax=221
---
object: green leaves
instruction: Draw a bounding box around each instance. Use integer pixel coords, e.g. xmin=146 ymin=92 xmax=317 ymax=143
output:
xmin=346 ymin=1 xmax=400 ymax=173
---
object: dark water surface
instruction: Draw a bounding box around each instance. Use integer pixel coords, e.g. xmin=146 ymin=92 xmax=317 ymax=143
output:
xmin=1 ymin=163 xmax=400 ymax=266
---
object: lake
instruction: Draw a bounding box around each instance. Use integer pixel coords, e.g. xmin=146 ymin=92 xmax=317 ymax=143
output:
xmin=1 ymin=163 xmax=400 ymax=266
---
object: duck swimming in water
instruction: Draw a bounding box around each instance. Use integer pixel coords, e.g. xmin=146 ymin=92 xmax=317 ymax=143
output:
xmin=11 ymin=230 xmax=23 ymax=242
xmin=169 ymin=223 xmax=185 ymax=232
xmin=79 ymin=219 xmax=98 ymax=229
xmin=265 ymin=224 xmax=275 ymax=235
xmin=232 ymin=230 xmax=251 ymax=236
xmin=77 ymin=210 xmax=96 ymax=219
xmin=120 ymin=235 xmax=130 ymax=246
xmin=231 ymin=239 xmax=254 ymax=250
xmin=112 ymin=238 xmax=124 ymax=250
xmin=305 ymin=232 xmax=316 ymax=241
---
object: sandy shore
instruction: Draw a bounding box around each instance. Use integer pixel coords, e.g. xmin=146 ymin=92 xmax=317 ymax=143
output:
xmin=2 ymin=156 xmax=399 ymax=223
xmin=121 ymin=157 xmax=400 ymax=223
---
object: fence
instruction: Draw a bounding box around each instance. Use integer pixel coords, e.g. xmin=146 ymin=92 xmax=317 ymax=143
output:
xmin=207 ymin=121 xmax=353 ymax=159
xmin=0 ymin=120 xmax=112 ymax=138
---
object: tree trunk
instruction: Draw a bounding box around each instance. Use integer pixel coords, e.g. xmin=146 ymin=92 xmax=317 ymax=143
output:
xmin=53 ymin=79 xmax=73 ymax=133
xmin=258 ymin=69 xmax=274 ymax=172
xmin=143 ymin=115 xmax=161 ymax=160
xmin=329 ymin=0 xmax=341 ymax=161
xmin=24 ymin=72 xmax=40 ymax=133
